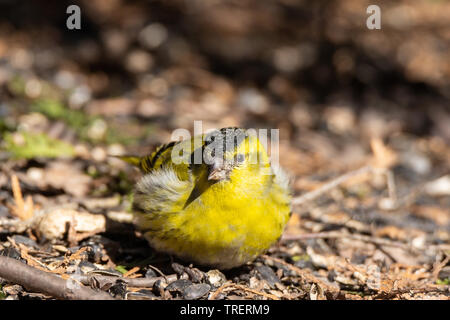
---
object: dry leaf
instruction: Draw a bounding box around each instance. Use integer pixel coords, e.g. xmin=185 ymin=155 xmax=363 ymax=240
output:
xmin=8 ymin=174 xmax=34 ymax=220
xmin=35 ymin=208 xmax=105 ymax=240
xmin=370 ymin=138 xmax=398 ymax=169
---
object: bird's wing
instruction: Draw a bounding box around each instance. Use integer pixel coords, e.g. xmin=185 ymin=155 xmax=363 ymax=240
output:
xmin=121 ymin=141 xmax=178 ymax=173
xmin=121 ymin=133 xmax=207 ymax=172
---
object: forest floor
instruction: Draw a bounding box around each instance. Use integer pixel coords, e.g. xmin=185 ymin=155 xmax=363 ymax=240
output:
xmin=0 ymin=0 xmax=449 ymax=300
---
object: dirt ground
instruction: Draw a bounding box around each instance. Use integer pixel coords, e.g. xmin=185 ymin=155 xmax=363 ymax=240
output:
xmin=0 ymin=0 xmax=449 ymax=300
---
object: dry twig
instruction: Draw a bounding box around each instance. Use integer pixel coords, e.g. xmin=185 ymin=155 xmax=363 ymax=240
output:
xmin=76 ymin=273 xmax=181 ymax=288
xmin=292 ymin=139 xmax=400 ymax=209
xmin=209 ymin=282 xmax=233 ymax=300
xmin=431 ymin=255 xmax=450 ymax=282
xmin=208 ymin=282 xmax=280 ymax=300
xmin=262 ymin=255 xmax=339 ymax=295
xmin=292 ymin=166 xmax=373 ymax=207
xmin=7 ymin=174 xmax=34 ymax=221
xmin=0 ymin=256 xmax=114 ymax=300
xmin=123 ymin=266 xmax=140 ymax=278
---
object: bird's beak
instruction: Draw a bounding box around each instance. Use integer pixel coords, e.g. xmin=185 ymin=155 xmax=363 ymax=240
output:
xmin=207 ymin=160 xmax=229 ymax=181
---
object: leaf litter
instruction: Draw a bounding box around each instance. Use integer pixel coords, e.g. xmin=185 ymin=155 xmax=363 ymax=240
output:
xmin=0 ymin=0 xmax=449 ymax=300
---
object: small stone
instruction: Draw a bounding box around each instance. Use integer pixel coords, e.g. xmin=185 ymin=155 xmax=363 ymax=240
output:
xmin=206 ymin=269 xmax=226 ymax=288
xmin=236 ymin=88 xmax=269 ymax=115
xmin=27 ymin=167 xmax=44 ymax=182
xmin=182 ymin=283 xmax=211 ymax=300
xmin=411 ymin=236 xmax=426 ymax=249
xmin=139 ymin=23 xmax=168 ymax=49
xmin=378 ymin=197 xmax=397 ymax=211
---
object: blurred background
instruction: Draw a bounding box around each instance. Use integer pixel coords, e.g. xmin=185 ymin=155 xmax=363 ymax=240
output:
xmin=0 ymin=0 xmax=449 ymax=300
xmin=0 ymin=0 xmax=449 ymax=201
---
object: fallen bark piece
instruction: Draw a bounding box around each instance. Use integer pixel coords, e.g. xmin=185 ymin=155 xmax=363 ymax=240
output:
xmin=35 ymin=208 xmax=106 ymax=241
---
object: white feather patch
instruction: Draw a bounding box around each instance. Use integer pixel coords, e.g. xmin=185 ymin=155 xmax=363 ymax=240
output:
xmin=134 ymin=166 xmax=190 ymax=212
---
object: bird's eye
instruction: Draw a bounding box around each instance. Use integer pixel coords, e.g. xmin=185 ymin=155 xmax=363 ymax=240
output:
xmin=236 ymin=153 xmax=245 ymax=164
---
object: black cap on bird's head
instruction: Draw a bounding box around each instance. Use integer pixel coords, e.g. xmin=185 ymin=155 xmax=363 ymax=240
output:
xmin=203 ymin=128 xmax=248 ymax=181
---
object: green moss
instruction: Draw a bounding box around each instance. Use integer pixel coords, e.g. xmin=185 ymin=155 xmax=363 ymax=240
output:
xmin=31 ymin=99 xmax=144 ymax=146
xmin=291 ymin=254 xmax=310 ymax=262
xmin=436 ymin=278 xmax=450 ymax=285
xmin=0 ymin=286 xmax=6 ymax=300
xmin=32 ymin=99 xmax=90 ymax=131
xmin=3 ymin=131 xmax=75 ymax=159
xmin=104 ymin=127 xmax=139 ymax=145
xmin=7 ymin=76 xmax=26 ymax=96
xmin=115 ymin=265 xmax=128 ymax=274
xmin=125 ymin=192 xmax=134 ymax=213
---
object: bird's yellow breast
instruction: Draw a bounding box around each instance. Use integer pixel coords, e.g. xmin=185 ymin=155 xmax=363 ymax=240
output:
xmin=137 ymin=165 xmax=290 ymax=269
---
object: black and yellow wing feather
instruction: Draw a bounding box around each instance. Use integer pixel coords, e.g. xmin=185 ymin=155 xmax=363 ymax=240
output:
xmin=119 ymin=141 xmax=177 ymax=173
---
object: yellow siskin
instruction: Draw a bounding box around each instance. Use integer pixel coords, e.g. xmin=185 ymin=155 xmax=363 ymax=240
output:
xmin=122 ymin=127 xmax=291 ymax=269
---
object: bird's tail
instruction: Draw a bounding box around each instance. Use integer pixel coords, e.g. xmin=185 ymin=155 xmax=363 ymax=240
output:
xmin=114 ymin=155 xmax=142 ymax=167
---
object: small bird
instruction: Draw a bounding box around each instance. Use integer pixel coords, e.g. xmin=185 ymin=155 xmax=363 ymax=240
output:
xmin=122 ymin=127 xmax=291 ymax=269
